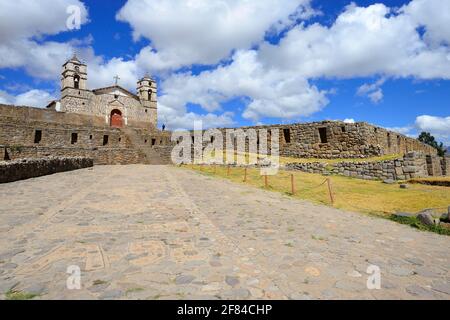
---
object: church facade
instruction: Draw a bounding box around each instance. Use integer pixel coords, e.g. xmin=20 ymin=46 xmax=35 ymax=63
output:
xmin=47 ymin=55 xmax=158 ymax=130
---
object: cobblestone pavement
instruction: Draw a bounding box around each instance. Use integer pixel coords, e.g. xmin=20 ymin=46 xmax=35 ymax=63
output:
xmin=0 ymin=165 xmax=449 ymax=300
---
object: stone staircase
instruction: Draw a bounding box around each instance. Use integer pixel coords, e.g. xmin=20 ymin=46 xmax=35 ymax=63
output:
xmin=120 ymin=127 xmax=170 ymax=165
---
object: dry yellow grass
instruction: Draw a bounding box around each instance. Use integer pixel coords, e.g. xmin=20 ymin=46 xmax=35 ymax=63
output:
xmin=183 ymin=164 xmax=450 ymax=217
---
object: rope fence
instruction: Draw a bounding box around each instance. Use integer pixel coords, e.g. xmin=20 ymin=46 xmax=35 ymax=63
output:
xmin=183 ymin=164 xmax=336 ymax=206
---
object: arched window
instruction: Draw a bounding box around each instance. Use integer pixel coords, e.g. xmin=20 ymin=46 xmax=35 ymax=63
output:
xmin=74 ymin=75 xmax=80 ymax=89
xmin=148 ymin=89 xmax=152 ymax=101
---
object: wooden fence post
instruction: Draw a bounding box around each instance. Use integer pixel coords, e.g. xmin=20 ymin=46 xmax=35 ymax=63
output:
xmin=264 ymin=175 xmax=269 ymax=188
xmin=243 ymin=167 xmax=247 ymax=182
xmin=327 ymin=178 xmax=335 ymax=205
xmin=227 ymin=166 xmax=230 ymax=176
xmin=291 ymin=174 xmax=295 ymax=195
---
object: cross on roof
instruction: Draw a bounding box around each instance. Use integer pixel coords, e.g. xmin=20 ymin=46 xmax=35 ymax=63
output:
xmin=113 ymin=75 xmax=120 ymax=85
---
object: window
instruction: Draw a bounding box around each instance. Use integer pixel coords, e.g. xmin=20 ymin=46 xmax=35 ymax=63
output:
xmin=319 ymin=128 xmax=328 ymax=143
xmin=152 ymin=139 xmax=156 ymax=146
xmin=89 ymin=135 xmax=93 ymax=140
xmin=145 ymin=109 xmax=148 ymax=113
xmin=74 ymin=75 xmax=80 ymax=89
xmin=387 ymin=133 xmax=391 ymax=148
xmin=211 ymin=136 xmax=215 ymax=143
xmin=145 ymin=139 xmax=148 ymax=144
xmin=119 ymin=137 xmax=122 ymax=143
xmin=4 ymin=148 xmax=10 ymax=161
xmin=283 ymin=129 xmax=291 ymax=143
xmin=103 ymin=135 xmax=109 ymax=146
xmin=34 ymin=130 xmax=42 ymax=144
xmin=148 ymin=89 xmax=153 ymax=101
xmin=341 ymin=126 xmax=346 ymax=133
xmin=71 ymin=133 xmax=78 ymax=144
xmin=114 ymin=94 xmax=119 ymax=99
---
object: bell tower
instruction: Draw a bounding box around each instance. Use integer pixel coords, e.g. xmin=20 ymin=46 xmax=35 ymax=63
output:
xmin=60 ymin=54 xmax=90 ymax=113
xmin=137 ymin=74 xmax=158 ymax=128
xmin=61 ymin=54 xmax=87 ymax=91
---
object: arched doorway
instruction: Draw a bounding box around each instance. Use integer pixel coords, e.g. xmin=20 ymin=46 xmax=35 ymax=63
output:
xmin=110 ymin=109 xmax=123 ymax=128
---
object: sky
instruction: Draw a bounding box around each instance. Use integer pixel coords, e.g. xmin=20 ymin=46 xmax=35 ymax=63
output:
xmin=0 ymin=0 xmax=449 ymax=145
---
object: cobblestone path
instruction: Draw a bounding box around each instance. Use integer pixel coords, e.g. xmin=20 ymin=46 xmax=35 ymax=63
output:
xmin=0 ymin=165 xmax=448 ymax=300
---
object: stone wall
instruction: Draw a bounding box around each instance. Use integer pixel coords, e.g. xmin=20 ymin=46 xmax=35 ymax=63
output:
xmin=0 ymin=157 xmax=93 ymax=184
xmin=286 ymin=152 xmax=445 ymax=181
xmin=195 ymin=121 xmax=437 ymax=159
xmin=0 ymin=104 xmax=173 ymax=165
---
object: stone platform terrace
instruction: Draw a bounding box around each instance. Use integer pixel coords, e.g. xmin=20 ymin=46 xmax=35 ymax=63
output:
xmin=0 ymin=165 xmax=448 ymax=300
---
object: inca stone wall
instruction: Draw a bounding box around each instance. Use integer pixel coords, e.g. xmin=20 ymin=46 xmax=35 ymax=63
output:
xmin=199 ymin=121 xmax=436 ymax=159
xmin=0 ymin=157 xmax=93 ymax=184
xmin=286 ymin=152 xmax=447 ymax=181
xmin=0 ymin=104 xmax=172 ymax=165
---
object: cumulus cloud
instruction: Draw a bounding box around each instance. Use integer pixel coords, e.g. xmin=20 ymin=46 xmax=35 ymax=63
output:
xmin=0 ymin=0 xmax=89 ymax=78
xmin=155 ymin=0 xmax=450 ymax=128
xmin=343 ymin=118 xmax=355 ymax=124
xmin=415 ymin=115 xmax=450 ymax=144
xmin=357 ymin=78 xmax=386 ymax=104
xmin=1 ymin=0 xmax=450 ymax=130
xmin=0 ymin=89 xmax=56 ymax=108
xmin=158 ymin=50 xmax=329 ymax=124
xmin=385 ymin=115 xmax=450 ymax=145
xmin=117 ymin=0 xmax=315 ymax=72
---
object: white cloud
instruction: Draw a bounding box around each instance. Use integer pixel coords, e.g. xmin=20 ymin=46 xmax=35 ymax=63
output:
xmin=0 ymin=0 xmax=89 ymax=81
xmin=259 ymin=2 xmax=450 ymax=80
xmin=385 ymin=115 xmax=450 ymax=145
xmin=357 ymin=78 xmax=385 ymax=104
xmin=0 ymin=89 xmax=56 ymax=108
xmin=1 ymin=0 xmax=450 ymax=130
xmin=402 ymin=0 xmax=450 ymax=46
xmin=155 ymin=0 xmax=450 ymax=127
xmin=158 ymin=50 xmax=329 ymax=125
xmin=117 ymin=0 xmax=315 ymax=72
xmin=343 ymin=118 xmax=355 ymax=124
xmin=415 ymin=115 xmax=450 ymax=144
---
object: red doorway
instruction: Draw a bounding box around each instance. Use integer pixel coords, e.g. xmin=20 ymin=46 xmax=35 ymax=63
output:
xmin=110 ymin=109 xmax=123 ymax=128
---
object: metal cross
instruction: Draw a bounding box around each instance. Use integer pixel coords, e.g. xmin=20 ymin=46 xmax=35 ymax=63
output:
xmin=113 ymin=75 xmax=120 ymax=85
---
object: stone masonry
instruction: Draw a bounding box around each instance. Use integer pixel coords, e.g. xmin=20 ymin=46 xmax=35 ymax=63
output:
xmin=286 ymin=152 xmax=448 ymax=181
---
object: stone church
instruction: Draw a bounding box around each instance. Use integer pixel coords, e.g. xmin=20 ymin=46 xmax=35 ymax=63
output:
xmin=47 ymin=55 xmax=158 ymax=129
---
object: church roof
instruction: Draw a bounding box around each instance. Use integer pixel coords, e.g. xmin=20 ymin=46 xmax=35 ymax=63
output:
xmin=92 ymin=85 xmax=139 ymax=100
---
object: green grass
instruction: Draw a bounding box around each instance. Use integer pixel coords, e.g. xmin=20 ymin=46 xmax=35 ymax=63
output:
xmin=181 ymin=165 xmax=450 ymax=235
xmin=6 ymin=290 xmax=38 ymax=300
xmin=390 ymin=215 xmax=450 ymax=236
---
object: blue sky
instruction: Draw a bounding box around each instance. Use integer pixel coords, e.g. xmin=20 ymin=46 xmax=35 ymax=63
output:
xmin=0 ymin=0 xmax=449 ymax=144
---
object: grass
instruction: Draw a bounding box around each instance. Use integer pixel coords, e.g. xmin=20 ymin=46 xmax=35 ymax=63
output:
xmin=181 ymin=164 xmax=450 ymax=222
xmin=6 ymin=290 xmax=38 ymax=300
xmin=390 ymin=215 xmax=450 ymax=236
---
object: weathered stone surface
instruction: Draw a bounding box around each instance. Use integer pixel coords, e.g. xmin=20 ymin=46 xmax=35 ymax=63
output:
xmin=417 ymin=212 xmax=437 ymax=227
xmin=0 ymin=165 xmax=448 ymax=301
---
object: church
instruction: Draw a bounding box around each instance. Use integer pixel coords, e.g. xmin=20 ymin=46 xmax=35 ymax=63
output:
xmin=46 ymin=55 xmax=158 ymax=130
